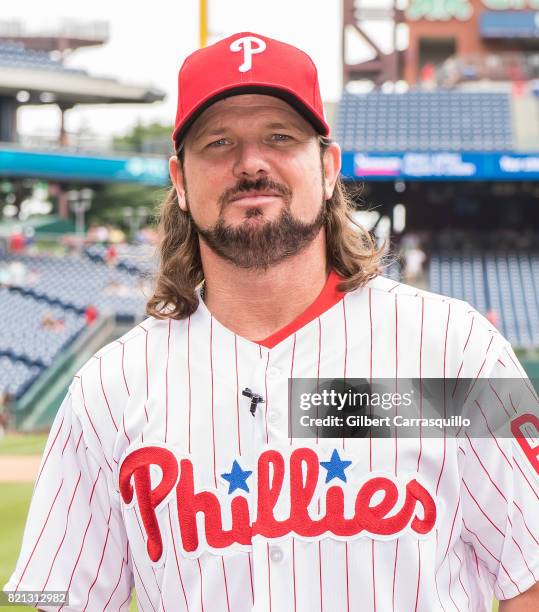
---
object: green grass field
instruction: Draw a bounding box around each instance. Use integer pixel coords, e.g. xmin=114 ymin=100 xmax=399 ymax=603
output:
xmin=0 ymin=433 xmax=48 ymax=456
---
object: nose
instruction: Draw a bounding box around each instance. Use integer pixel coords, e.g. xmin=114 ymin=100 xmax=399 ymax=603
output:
xmin=232 ymin=141 xmax=272 ymax=180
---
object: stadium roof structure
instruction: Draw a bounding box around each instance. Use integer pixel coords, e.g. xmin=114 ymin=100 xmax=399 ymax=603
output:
xmin=0 ymin=42 xmax=164 ymax=106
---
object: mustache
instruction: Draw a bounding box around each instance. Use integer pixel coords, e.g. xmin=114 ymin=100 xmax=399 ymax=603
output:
xmin=218 ymin=177 xmax=292 ymax=208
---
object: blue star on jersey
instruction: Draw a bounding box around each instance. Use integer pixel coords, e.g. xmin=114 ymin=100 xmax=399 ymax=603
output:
xmin=320 ymin=449 xmax=352 ymax=483
xmin=221 ymin=460 xmax=253 ymax=494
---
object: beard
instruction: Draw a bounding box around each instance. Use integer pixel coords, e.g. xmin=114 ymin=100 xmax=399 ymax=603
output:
xmin=187 ymin=176 xmax=327 ymax=270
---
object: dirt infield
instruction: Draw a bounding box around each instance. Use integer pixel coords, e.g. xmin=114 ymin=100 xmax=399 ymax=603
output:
xmin=0 ymin=456 xmax=41 ymax=482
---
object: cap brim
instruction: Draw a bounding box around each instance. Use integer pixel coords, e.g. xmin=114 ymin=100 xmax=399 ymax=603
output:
xmin=172 ymin=84 xmax=329 ymax=149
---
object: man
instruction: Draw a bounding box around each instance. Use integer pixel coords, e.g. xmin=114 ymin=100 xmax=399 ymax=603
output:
xmin=5 ymin=32 xmax=539 ymax=611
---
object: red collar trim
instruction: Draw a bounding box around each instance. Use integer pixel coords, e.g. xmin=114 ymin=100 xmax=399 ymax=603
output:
xmin=257 ymin=270 xmax=345 ymax=349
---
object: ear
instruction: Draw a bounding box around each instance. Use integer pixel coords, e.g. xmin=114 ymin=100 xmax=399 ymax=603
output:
xmin=169 ymin=155 xmax=188 ymax=211
xmin=322 ymin=142 xmax=342 ymax=201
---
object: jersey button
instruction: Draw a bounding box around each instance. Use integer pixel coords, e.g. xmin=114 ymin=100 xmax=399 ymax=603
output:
xmin=267 ymin=366 xmax=280 ymax=380
xmin=269 ymin=546 xmax=284 ymax=563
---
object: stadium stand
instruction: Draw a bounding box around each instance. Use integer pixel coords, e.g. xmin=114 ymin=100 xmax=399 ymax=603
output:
xmin=429 ymin=251 xmax=539 ymax=349
xmin=0 ymin=41 xmax=86 ymax=74
xmin=1 ymin=253 xmax=149 ymax=315
xmin=334 ymin=91 xmax=514 ymax=152
xmin=0 ymin=249 xmax=152 ymax=400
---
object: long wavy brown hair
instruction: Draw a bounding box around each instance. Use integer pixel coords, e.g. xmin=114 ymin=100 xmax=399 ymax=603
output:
xmin=146 ymin=136 xmax=388 ymax=320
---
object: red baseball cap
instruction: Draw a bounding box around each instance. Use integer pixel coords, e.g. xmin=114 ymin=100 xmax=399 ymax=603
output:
xmin=172 ymin=32 xmax=330 ymax=148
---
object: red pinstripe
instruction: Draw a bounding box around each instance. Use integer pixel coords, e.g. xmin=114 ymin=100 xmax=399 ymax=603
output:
xmin=414 ymin=541 xmax=421 ymax=611
xmin=342 ymin=297 xmax=348 ymax=452
xmin=82 ymin=507 xmax=113 ymax=611
xmin=462 ymin=479 xmax=504 ymax=536
xmin=451 ymin=362 xmax=463 ymax=399
xmin=80 ymin=378 xmax=113 ymax=473
xmin=509 ymin=393 xmax=518 ymax=414
xmin=264 ymin=352 xmax=270 ymax=444
xmin=437 ymin=303 xmax=451 ymax=494
xmin=462 ymin=335 xmax=494 ymax=403
xmin=316 ymin=317 xmax=322 ymax=446
xmin=61 ymin=426 xmax=72 ymax=455
xmin=76 ymin=430 xmax=83 ymax=451
xmin=58 ymin=513 xmax=93 ymax=612
xmin=511 ymin=534 xmax=539 ymax=582
xmin=289 ymin=334 xmax=296 ymax=446
xmin=504 ymin=346 xmax=538 ymax=402
xmin=167 ymin=506 xmax=189 ymax=611
xmin=475 ymin=400 xmax=512 ymax=469
xmin=34 ymin=414 xmax=64 ymax=489
xmin=417 ymin=297 xmax=424 ymax=472
xmin=514 ymin=457 xmax=539 ymax=501
xmin=266 ymin=543 xmax=272 ymax=612
xmin=342 ymin=299 xmax=351 ymax=610
xmin=187 ymin=316 xmax=192 ymax=454
xmin=462 ymin=519 xmax=520 ymax=592
xmin=318 ymin=540 xmax=323 ymax=612
xmin=234 ymin=335 xmax=241 ymax=455
xmin=133 ymin=509 xmax=166 ymax=609
xmin=462 ymin=316 xmax=474 ymax=353
xmin=434 ymin=530 xmax=447 ymax=612
xmin=248 ymin=553 xmax=254 ymax=605
xmin=392 ymin=294 xmax=399 ymax=612
xmin=446 ymin=552 xmax=461 ymax=612
xmin=368 ymin=288 xmax=373 ymax=471
xmin=209 ymin=316 xmax=217 ymax=488
xmin=221 ymin=557 xmax=231 ymax=612
xmin=452 ymin=547 xmax=471 ymax=609
xmin=488 ymin=381 xmax=511 ymax=418
xmin=371 ymin=540 xmax=376 ymax=612
xmin=394 ymin=293 xmax=398 ymax=476
xmin=15 ymin=479 xmax=64 ymax=590
xmin=41 ymin=473 xmax=82 ymax=590
xmin=99 ymin=356 xmax=118 ymax=430
xmin=392 ymin=539 xmax=399 ymax=612
xmin=102 ymin=558 xmax=125 ymax=611
xmin=132 ymin=557 xmax=157 ymax=612
xmin=464 ymin=434 xmax=508 ymax=502
xmin=165 ymin=319 xmax=171 ymax=443
xmin=142 ymin=328 xmax=149 ymax=429
xmin=119 ymin=340 xmax=131 ymax=396
xmin=514 ymin=500 xmax=539 ymax=545
xmin=369 ymin=288 xmax=376 ymax=611
xmin=442 ymin=498 xmax=461 ymax=567
xmin=292 ymin=540 xmax=297 ymax=611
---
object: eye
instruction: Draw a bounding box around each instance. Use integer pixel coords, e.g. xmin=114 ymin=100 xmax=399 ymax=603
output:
xmin=207 ymin=138 xmax=229 ymax=148
xmin=271 ymin=134 xmax=292 ymax=142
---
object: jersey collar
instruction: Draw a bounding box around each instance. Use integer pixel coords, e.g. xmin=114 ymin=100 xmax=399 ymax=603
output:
xmin=256 ymin=269 xmax=345 ymax=349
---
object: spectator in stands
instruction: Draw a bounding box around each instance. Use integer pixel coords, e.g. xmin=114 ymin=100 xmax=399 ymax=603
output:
xmin=9 ymin=229 xmax=25 ymax=254
xmin=105 ymin=244 xmax=118 ymax=266
xmin=84 ymin=305 xmax=98 ymax=326
xmin=41 ymin=311 xmax=65 ymax=331
xmin=7 ymin=261 xmax=26 ymax=286
xmin=486 ymin=309 xmax=500 ymax=329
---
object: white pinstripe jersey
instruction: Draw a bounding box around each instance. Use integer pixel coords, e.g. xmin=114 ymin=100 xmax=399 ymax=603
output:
xmin=5 ymin=273 xmax=539 ymax=611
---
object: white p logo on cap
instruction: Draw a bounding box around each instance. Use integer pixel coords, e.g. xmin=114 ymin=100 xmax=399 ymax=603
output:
xmin=229 ymin=36 xmax=267 ymax=73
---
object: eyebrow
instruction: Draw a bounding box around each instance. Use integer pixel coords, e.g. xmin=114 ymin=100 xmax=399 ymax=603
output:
xmin=193 ymin=119 xmax=308 ymax=143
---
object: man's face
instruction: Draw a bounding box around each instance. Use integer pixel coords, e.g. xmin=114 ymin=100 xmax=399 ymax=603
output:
xmin=169 ymin=94 xmax=341 ymax=269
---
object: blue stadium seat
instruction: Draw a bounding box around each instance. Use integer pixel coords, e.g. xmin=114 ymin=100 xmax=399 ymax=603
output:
xmin=335 ymin=91 xmax=514 ymax=152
